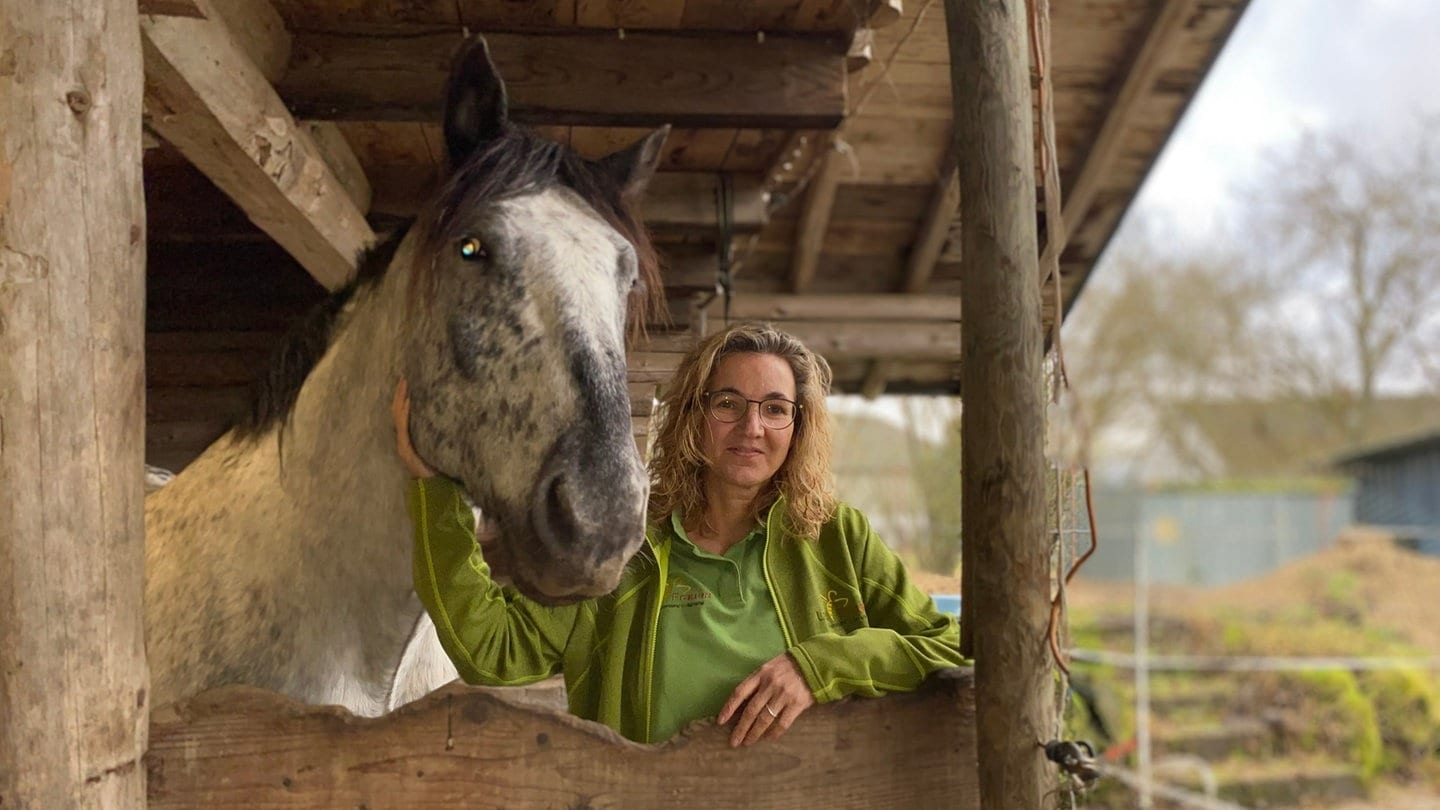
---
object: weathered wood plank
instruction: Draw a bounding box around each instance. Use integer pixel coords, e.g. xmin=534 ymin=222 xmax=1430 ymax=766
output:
xmin=789 ymin=147 xmax=843 ymax=292
xmin=783 ymin=320 xmax=960 ymax=360
xmin=141 ymin=0 xmax=375 ymax=290
xmin=863 ymin=143 xmax=961 ymax=397
xmin=704 ymin=293 xmax=961 ymax=322
xmin=1059 ymin=0 xmax=1193 ymax=255
xmin=140 ymin=0 xmax=205 ymax=16
xmin=279 ymin=30 xmax=848 ymax=129
xmin=365 ymin=167 xmax=769 ymax=234
xmin=0 ymin=0 xmax=149 ymax=804
xmin=209 ymin=0 xmax=291 ymax=82
xmin=146 ymin=672 xmax=977 ymax=808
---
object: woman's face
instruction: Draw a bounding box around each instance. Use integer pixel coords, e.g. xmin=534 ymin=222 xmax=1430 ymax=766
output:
xmin=700 ymin=352 xmax=798 ymax=494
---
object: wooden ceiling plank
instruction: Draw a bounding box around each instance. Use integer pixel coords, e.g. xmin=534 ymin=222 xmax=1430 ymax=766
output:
xmin=703 ymin=293 xmax=960 ymax=322
xmin=863 ymin=141 xmax=959 ymax=397
xmin=781 ymin=320 xmax=960 ymax=360
xmin=577 ymin=0 xmax=685 ymax=28
xmin=1061 ymin=0 xmax=1193 ymax=249
xmin=789 ymin=148 xmax=843 ymax=293
xmin=140 ymin=0 xmax=205 ymax=17
xmin=280 ymin=30 xmax=847 ymax=129
xmin=142 ymin=0 xmax=374 ymax=290
xmin=365 ymin=170 xmax=768 ymax=234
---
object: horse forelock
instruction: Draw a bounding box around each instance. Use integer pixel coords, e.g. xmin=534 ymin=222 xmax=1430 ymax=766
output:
xmin=231 ymin=226 xmax=412 ymax=442
xmin=419 ymin=126 xmax=664 ymax=340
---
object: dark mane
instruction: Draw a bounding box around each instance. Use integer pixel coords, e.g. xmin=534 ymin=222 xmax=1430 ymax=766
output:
xmin=423 ymin=125 xmax=665 ymax=332
xmin=230 ymin=226 xmax=410 ymax=441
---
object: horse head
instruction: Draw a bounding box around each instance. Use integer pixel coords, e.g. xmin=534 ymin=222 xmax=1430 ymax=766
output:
xmin=401 ymin=38 xmax=665 ymax=605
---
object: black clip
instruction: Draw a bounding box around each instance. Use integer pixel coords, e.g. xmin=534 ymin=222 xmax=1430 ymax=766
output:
xmin=1043 ymin=739 xmax=1101 ymax=788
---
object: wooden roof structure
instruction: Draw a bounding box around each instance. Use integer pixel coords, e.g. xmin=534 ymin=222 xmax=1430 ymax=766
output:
xmin=140 ymin=0 xmax=1250 ymax=471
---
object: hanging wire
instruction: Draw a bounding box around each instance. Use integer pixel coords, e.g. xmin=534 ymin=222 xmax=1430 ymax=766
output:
xmin=717 ymin=173 xmax=734 ymax=324
xmin=691 ymin=172 xmax=737 ymax=332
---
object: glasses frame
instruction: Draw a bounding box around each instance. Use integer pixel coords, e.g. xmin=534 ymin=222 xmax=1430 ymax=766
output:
xmin=701 ymin=390 xmax=802 ymax=430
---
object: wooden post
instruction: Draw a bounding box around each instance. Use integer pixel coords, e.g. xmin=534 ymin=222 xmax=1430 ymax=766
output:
xmin=0 ymin=0 xmax=149 ymax=806
xmin=946 ymin=0 xmax=1055 ymax=807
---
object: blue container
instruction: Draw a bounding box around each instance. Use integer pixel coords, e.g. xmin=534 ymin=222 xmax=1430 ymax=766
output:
xmin=932 ymin=593 xmax=961 ymax=617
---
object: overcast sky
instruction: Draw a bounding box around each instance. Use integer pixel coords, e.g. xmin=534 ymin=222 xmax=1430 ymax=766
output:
xmin=840 ymin=0 xmax=1440 ymax=425
xmin=1127 ymin=0 xmax=1440 ymax=242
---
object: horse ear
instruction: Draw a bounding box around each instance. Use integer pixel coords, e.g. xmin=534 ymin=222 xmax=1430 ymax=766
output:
xmin=597 ymin=126 xmax=670 ymax=200
xmin=443 ymin=36 xmax=508 ymax=168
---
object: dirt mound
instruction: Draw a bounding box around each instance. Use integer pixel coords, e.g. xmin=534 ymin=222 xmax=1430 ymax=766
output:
xmin=1214 ymin=529 xmax=1440 ymax=654
xmin=1064 ymin=529 xmax=1440 ymax=654
xmin=928 ymin=530 xmax=1440 ymax=654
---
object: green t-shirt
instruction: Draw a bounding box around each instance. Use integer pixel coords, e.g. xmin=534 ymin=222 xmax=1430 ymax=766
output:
xmin=650 ymin=512 xmax=788 ymax=741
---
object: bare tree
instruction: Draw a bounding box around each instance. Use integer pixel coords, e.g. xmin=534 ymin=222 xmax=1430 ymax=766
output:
xmin=1064 ymin=127 xmax=1440 ymax=481
xmin=1061 ymin=220 xmax=1271 ymax=476
xmin=1249 ymin=126 xmax=1440 ymax=440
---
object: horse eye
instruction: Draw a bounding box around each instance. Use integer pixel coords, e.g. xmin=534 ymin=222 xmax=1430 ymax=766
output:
xmin=458 ymin=237 xmax=486 ymax=261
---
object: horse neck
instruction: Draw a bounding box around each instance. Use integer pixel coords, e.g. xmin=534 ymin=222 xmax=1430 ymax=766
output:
xmin=277 ymin=256 xmax=413 ymax=531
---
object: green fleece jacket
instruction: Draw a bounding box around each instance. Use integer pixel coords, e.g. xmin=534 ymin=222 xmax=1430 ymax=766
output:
xmin=409 ymin=476 xmax=965 ymax=743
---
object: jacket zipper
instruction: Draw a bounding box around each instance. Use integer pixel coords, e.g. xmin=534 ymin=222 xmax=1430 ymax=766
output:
xmin=762 ymin=506 xmax=796 ymax=648
xmin=642 ymin=538 xmax=670 ymax=744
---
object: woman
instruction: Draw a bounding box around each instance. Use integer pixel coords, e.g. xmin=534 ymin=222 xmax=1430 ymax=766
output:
xmin=396 ymin=322 xmax=963 ymax=746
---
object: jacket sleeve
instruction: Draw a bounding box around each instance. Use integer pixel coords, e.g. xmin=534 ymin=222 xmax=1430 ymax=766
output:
xmin=409 ymin=476 xmax=578 ymax=687
xmin=787 ymin=506 xmax=967 ymax=703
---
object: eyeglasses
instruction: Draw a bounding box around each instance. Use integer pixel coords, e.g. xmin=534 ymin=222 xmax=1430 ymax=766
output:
xmin=702 ymin=391 xmax=801 ymax=430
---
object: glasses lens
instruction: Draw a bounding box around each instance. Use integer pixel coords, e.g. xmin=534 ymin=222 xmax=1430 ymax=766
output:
xmin=707 ymin=392 xmax=745 ymax=422
xmin=760 ymin=398 xmax=796 ymax=428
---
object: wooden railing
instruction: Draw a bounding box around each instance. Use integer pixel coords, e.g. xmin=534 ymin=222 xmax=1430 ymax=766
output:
xmin=146 ymin=669 xmax=977 ymax=809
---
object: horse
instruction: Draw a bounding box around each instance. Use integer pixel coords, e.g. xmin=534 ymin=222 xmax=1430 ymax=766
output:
xmin=143 ymin=36 xmax=668 ymax=716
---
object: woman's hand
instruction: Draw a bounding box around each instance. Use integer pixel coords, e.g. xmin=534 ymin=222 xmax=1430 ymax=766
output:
xmin=717 ymin=653 xmax=816 ymax=748
xmin=392 ymin=378 xmax=436 ymax=479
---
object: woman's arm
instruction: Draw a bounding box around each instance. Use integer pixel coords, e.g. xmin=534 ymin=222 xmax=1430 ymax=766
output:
xmin=409 ymin=476 xmax=578 ymax=686
xmin=788 ymin=506 xmax=966 ymax=703
xmin=396 ymin=380 xmax=577 ymax=686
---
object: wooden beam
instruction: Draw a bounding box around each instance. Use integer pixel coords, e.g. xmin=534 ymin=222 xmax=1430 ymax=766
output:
xmin=847 ymin=28 xmax=875 ymax=71
xmin=0 ymin=0 xmax=148 ymax=804
xmin=782 ymin=320 xmax=959 ymax=360
xmin=140 ymin=0 xmax=204 ymax=16
xmin=280 ymin=31 xmax=848 ymax=130
xmin=948 ymin=1 xmax=1054 ymax=807
xmin=147 ymin=673 xmax=977 ymax=808
xmin=366 ymin=169 xmax=766 ymax=234
xmin=209 ymin=0 xmax=291 ymax=83
xmin=789 ymin=148 xmax=843 ymax=293
xmin=1060 ymin=0 xmax=1193 ymax=245
xmin=643 ymin=173 xmax=769 ymax=234
xmin=868 ymin=0 xmax=905 ymax=27
xmin=302 ymin=122 xmax=372 ymax=215
xmin=201 ymin=1 xmax=373 ymax=218
xmin=706 ymin=293 xmax=960 ymax=322
xmin=863 ymin=144 xmax=961 ymax=397
xmin=141 ymin=0 xmax=375 ymax=290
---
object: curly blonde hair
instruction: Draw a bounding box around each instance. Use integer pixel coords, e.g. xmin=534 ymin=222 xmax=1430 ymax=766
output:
xmin=648 ymin=322 xmax=836 ymax=540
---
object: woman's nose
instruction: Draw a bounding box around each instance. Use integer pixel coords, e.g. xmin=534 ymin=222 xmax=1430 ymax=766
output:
xmin=739 ymin=402 xmax=766 ymax=432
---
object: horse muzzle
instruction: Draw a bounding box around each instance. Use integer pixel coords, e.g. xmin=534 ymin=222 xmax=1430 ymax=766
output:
xmin=512 ymin=427 xmax=648 ymax=603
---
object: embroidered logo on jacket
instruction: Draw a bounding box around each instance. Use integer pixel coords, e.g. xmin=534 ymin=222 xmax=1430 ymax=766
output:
xmin=662 ymin=575 xmax=714 ymax=608
xmin=818 ymin=589 xmax=866 ymax=629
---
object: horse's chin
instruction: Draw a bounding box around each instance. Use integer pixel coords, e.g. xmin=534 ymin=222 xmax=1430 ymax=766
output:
xmin=478 ymin=530 xmax=618 ymax=606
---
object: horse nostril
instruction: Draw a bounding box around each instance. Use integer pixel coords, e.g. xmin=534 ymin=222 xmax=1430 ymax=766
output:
xmin=543 ymin=474 xmax=579 ymax=543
